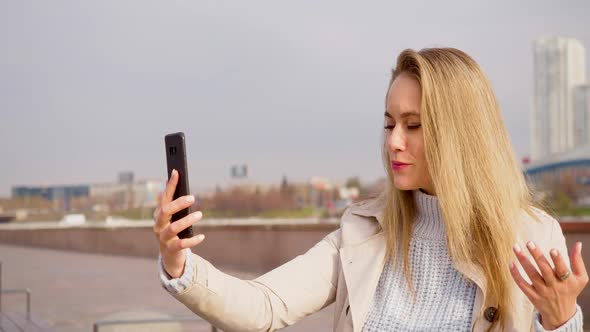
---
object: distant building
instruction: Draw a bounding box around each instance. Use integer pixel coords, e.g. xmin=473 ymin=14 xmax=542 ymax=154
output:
xmin=531 ymin=37 xmax=586 ymax=160
xmin=574 ymin=85 xmax=590 ymax=147
xmin=12 ymin=185 xmax=90 ymax=211
xmin=89 ymin=179 xmax=164 ymax=210
xmin=12 ymin=172 xmax=165 ymax=213
xmin=230 ymin=164 xmax=248 ymax=178
xmin=118 ymin=171 xmax=134 ymax=184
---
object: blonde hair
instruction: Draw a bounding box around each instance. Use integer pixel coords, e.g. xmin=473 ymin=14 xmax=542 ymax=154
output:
xmin=380 ymin=48 xmax=536 ymax=330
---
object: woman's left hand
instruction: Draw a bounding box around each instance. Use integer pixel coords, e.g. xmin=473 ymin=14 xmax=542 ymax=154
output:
xmin=510 ymin=241 xmax=588 ymax=330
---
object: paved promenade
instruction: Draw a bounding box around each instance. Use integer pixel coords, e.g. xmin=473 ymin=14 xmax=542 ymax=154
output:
xmin=0 ymin=244 xmax=333 ymax=332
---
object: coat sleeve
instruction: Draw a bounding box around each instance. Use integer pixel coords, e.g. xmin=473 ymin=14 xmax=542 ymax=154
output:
xmin=169 ymin=228 xmax=341 ymax=332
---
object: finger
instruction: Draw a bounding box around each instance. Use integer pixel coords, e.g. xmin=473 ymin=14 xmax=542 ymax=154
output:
xmin=164 ymin=234 xmax=206 ymax=253
xmin=161 ymin=195 xmax=195 ymax=220
xmin=162 ymin=169 xmax=179 ymax=204
xmin=509 ymin=261 xmax=540 ymax=302
xmin=514 ymin=243 xmax=546 ymax=288
xmin=571 ymin=242 xmax=588 ymax=281
xmin=162 ymin=211 xmax=203 ymax=242
xmin=526 ymin=241 xmax=556 ymax=286
xmin=152 ymin=193 xmax=164 ymax=227
xmin=549 ymin=248 xmax=570 ymax=282
xmin=152 ymin=206 xmax=165 ymax=235
xmin=177 ymin=234 xmax=206 ymax=250
xmin=154 ymin=194 xmax=194 ymax=233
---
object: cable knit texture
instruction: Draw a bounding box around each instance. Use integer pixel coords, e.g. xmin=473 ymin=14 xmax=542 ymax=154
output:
xmin=362 ymin=189 xmax=477 ymax=331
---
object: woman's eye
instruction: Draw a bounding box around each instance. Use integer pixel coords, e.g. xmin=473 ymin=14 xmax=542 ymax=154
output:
xmin=384 ymin=124 xmax=421 ymax=130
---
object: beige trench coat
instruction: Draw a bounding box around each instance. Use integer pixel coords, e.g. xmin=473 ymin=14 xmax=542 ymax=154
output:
xmin=170 ymin=197 xmax=570 ymax=331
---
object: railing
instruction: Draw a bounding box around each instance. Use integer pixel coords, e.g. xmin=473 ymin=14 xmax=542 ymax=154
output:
xmin=93 ymin=316 xmax=218 ymax=332
xmin=0 ymin=262 xmax=33 ymax=320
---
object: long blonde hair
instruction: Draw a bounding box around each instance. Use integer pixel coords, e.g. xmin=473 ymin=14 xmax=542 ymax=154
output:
xmin=380 ymin=48 xmax=535 ymax=329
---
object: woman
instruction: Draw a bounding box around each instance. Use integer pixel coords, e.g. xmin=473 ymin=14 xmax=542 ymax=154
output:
xmin=153 ymin=48 xmax=587 ymax=331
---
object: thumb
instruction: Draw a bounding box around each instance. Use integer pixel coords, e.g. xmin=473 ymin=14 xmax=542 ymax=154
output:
xmin=571 ymin=242 xmax=587 ymax=279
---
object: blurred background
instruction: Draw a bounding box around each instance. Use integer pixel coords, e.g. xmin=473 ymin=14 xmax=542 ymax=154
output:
xmin=0 ymin=0 xmax=589 ymax=331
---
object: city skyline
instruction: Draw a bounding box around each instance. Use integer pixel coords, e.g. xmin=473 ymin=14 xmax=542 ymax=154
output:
xmin=2 ymin=1 xmax=590 ymax=197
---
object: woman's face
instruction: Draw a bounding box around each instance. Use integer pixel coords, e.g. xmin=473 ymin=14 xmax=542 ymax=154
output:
xmin=384 ymin=73 xmax=435 ymax=195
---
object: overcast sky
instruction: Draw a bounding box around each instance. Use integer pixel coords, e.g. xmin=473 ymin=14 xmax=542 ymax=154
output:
xmin=1 ymin=0 xmax=589 ymax=196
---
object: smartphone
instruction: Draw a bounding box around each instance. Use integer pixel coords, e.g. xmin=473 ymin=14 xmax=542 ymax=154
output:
xmin=165 ymin=132 xmax=194 ymax=239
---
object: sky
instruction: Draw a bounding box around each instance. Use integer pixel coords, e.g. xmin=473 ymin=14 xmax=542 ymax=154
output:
xmin=1 ymin=0 xmax=589 ymax=196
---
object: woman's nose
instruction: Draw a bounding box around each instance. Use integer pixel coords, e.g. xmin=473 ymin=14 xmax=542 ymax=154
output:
xmin=387 ymin=128 xmax=405 ymax=152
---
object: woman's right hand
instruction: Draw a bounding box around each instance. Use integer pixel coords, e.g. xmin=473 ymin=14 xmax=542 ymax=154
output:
xmin=153 ymin=169 xmax=206 ymax=278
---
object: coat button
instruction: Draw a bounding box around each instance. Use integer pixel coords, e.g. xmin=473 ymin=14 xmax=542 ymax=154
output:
xmin=484 ymin=307 xmax=497 ymax=322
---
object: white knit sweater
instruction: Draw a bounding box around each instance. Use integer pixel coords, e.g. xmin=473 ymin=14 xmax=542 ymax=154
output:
xmin=362 ymin=189 xmax=477 ymax=331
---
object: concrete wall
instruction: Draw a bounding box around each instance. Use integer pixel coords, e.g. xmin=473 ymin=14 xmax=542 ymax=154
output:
xmin=0 ymin=223 xmax=338 ymax=273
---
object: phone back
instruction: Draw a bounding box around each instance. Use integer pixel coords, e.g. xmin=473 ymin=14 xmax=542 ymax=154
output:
xmin=164 ymin=132 xmax=194 ymax=239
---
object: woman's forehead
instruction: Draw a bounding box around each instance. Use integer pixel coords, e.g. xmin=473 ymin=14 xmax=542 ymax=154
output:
xmin=386 ymin=74 xmax=422 ymax=118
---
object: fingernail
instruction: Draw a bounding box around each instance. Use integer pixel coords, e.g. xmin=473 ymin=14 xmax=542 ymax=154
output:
xmin=514 ymin=244 xmax=522 ymax=253
xmin=197 ymin=234 xmax=205 ymax=241
xmin=186 ymin=195 xmax=194 ymax=203
xmin=527 ymin=241 xmax=536 ymax=250
xmin=579 ymin=242 xmax=583 ymax=252
xmin=551 ymin=249 xmax=558 ymax=257
xmin=509 ymin=261 xmax=514 ymax=269
xmin=172 ymin=169 xmax=177 ymax=177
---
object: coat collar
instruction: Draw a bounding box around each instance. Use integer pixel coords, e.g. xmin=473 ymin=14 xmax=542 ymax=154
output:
xmin=344 ymin=195 xmax=491 ymax=331
xmin=348 ymin=196 xmax=385 ymax=227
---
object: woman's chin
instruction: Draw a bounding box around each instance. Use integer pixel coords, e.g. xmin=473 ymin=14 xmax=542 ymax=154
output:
xmin=392 ymin=180 xmax=418 ymax=191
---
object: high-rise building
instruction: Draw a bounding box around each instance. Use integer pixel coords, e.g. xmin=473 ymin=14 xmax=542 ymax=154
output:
xmin=531 ymin=37 xmax=586 ymax=160
xmin=574 ymin=84 xmax=590 ymax=147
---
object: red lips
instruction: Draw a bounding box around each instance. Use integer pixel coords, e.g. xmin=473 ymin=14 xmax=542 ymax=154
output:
xmin=391 ymin=160 xmax=411 ymax=171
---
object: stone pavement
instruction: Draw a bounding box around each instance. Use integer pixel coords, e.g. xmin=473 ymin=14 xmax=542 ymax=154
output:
xmin=0 ymin=244 xmax=333 ymax=332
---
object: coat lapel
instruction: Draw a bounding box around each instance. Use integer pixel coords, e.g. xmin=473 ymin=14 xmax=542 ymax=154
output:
xmin=340 ymin=232 xmax=386 ymax=331
xmin=454 ymin=260 xmax=489 ymax=331
xmin=340 ymin=198 xmax=387 ymax=331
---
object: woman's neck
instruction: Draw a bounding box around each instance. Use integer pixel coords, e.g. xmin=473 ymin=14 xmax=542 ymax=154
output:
xmin=413 ymin=189 xmax=445 ymax=240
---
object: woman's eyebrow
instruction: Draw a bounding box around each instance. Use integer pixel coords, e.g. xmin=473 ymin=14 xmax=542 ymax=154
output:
xmin=384 ymin=111 xmax=420 ymax=118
